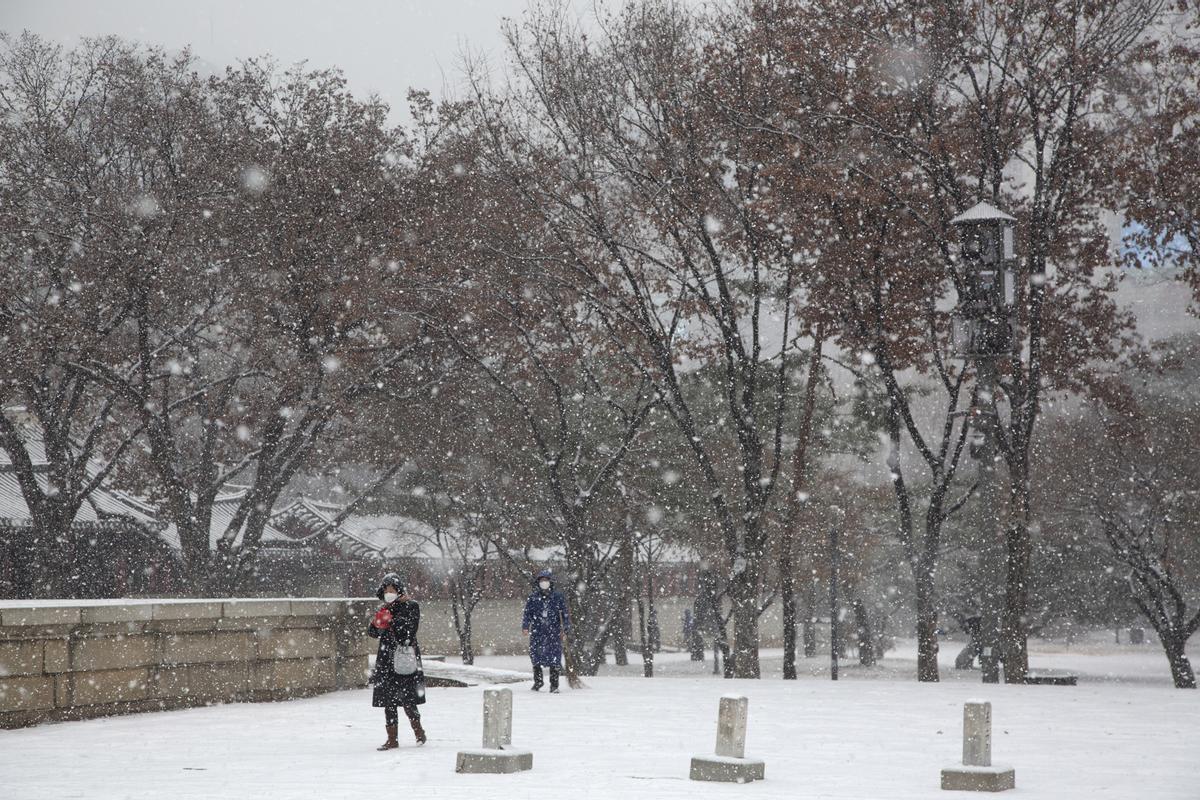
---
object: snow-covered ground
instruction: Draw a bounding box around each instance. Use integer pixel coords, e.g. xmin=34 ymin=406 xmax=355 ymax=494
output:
xmin=1 ymin=640 xmax=1195 ymax=799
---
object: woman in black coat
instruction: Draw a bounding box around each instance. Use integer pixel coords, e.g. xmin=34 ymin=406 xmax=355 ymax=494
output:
xmin=368 ymin=573 xmax=427 ymax=750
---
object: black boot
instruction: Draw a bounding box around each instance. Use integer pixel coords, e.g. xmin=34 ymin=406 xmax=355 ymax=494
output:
xmin=549 ymin=666 xmax=560 ymax=693
xmin=531 ymin=665 xmax=544 ymax=691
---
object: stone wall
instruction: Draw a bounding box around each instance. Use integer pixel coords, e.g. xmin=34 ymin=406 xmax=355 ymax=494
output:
xmin=0 ymin=598 xmax=379 ymax=729
xmin=1 ymin=594 xmax=792 ymax=728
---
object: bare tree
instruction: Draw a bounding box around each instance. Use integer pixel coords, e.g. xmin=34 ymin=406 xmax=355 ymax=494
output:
xmin=1041 ymin=340 xmax=1200 ymax=688
xmin=731 ymin=0 xmax=1158 ymax=680
xmin=74 ymin=60 xmax=430 ymax=591
xmin=0 ymin=35 xmax=189 ymax=595
xmin=466 ymin=0 xmax=812 ymax=679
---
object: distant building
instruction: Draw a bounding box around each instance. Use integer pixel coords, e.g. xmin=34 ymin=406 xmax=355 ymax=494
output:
xmin=110 ymin=487 xmax=310 ymax=597
xmin=270 ymin=498 xmax=457 ymax=597
xmin=0 ymin=418 xmax=179 ymax=598
xmin=1 ymin=412 xmax=702 ymax=599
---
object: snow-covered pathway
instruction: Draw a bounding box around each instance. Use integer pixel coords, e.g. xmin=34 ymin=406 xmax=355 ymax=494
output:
xmin=1 ymin=650 xmax=1195 ymax=800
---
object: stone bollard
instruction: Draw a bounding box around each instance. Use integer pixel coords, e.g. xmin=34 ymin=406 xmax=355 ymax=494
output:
xmin=940 ymin=700 xmax=1015 ymax=792
xmin=689 ymin=695 xmax=765 ymax=783
xmin=455 ymin=688 xmax=533 ymax=774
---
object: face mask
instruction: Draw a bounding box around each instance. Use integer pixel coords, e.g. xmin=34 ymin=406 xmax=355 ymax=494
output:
xmin=538 ymin=581 xmax=551 ymax=591
xmin=383 ymin=592 xmax=399 ymax=604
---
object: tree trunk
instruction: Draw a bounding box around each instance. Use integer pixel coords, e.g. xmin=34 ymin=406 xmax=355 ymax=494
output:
xmin=452 ymin=593 xmax=475 ymax=665
xmin=635 ymin=595 xmax=653 ymax=678
xmin=459 ymin=621 xmax=475 ymax=666
xmin=781 ymin=330 xmax=823 ymax=680
xmin=559 ymin=540 xmax=594 ymax=684
xmin=612 ymin=607 xmax=630 ymax=667
xmin=730 ymin=565 xmax=762 ymax=679
xmin=854 ymin=599 xmax=876 ymax=667
xmin=915 ymin=559 xmax=940 ymax=682
xmin=13 ymin=524 xmax=42 ymax=598
xmin=1162 ymin=633 xmax=1196 ymax=689
xmin=646 ymin=573 xmax=660 ymax=654
xmin=719 ymin=637 xmax=733 ymax=678
xmin=612 ymin=517 xmax=634 ymax=667
xmin=1001 ymin=484 xmax=1032 ymax=683
xmin=782 ymin=554 xmax=797 ymax=679
xmin=204 ymin=549 xmax=239 ymax=597
xmin=803 ymin=577 xmax=818 ymax=658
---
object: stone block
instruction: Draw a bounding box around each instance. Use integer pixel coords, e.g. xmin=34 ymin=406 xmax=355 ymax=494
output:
xmin=151 ymin=602 xmax=223 ymax=621
xmin=482 ymin=687 xmax=514 ymax=749
xmin=690 ymin=694 xmax=764 ymax=782
xmin=43 ymin=640 xmax=69 ymax=673
xmin=336 ymin=655 xmax=371 ymax=689
xmin=941 ymin=765 xmax=1016 ymax=792
xmin=0 ymin=641 xmax=44 ymax=677
xmin=254 ymin=629 xmax=333 ymax=660
xmin=151 ymin=666 xmax=189 ymax=699
xmin=942 ymin=700 xmax=1014 ymax=791
xmin=54 ymin=674 xmax=70 ymax=706
xmin=690 ymin=755 xmax=766 ymax=783
xmin=349 ymin=634 xmax=376 ymax=657
xmin=289 ymin=600 xmax=343 ymax=616
xmin=962 ymin=701 xmax=992 ymax=766
xmin=70 ymin=668 xmax=149 ymax=706
xmin=81 ymin=604 xmax=155 ymax=624
xmin=456 ymin=688 xmax=531 ymax=774
xmin=188 ymin=663 xmax=251 ymax=698
xmin=146 ymin=618 xmax=216 ymax=634
xmin=715 ymin=695 xmax=749 ymax=758
xmin=0 ymin=606 xmax=81 ymax=627
xmin=72 ymin=635 xmax=160 ymax=671
xmin=251 ymin=658 xmax=336 ymax=692
xmin=455 ymin=749 xmax=533 ymax=774
xmin=152 ymin=662 xmax=249 ymax=701
xmin=163 ymin=632 xmax=252 ymax=665
xmin=214 ymin=615 xmax=290 ymax=632
xmin=75 ymin=622 xmax=150 ymax=639
xmin=223 ymin=600 xmax=292 ymax=618
xmin=0 ymin=676 xmax=56 ymax=712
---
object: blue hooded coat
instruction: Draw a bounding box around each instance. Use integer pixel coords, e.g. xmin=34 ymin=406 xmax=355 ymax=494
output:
xmin=522 ymin=570 xmax=571 ymax=667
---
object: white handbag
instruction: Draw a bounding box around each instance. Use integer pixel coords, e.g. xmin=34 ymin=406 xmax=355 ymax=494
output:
xmin=392 ymin=645 xmax=419 ymax=676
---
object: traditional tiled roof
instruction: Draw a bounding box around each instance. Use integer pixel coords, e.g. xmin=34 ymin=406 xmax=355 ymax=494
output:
xmin=0 ymin=415 xmax=173 ymax=550
xmin=271 ymin=498 xmax=387 ymax=559
xmin=271 ymin=499 xmax=446 ymax=560
xmin=109 ymin=489 xmax=291 ymax=553
xmin=0 ymin=471 xmax=159 ymax=528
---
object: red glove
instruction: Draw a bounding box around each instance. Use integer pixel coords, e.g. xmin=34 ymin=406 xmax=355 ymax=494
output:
xmin=373 ymin=608 xmax=393 ymax=629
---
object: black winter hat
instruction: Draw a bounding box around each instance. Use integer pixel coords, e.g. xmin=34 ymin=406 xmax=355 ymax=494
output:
xmin=376 ymin=573 xmax=405 ymax=600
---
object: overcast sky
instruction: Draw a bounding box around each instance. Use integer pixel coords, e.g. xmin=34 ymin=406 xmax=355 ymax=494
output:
xmin=1 ymin=0 xmax=542 ymax=117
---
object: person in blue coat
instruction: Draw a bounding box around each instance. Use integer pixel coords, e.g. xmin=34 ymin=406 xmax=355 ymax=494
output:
xmin=522 ymin=569 xmax=571 ymax=692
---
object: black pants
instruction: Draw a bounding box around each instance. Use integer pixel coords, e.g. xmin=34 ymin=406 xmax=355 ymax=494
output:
xmin=384 ymin=705 xmax=421 ymax=726
xmin=533 ymin=665 xmax=560 ymax=690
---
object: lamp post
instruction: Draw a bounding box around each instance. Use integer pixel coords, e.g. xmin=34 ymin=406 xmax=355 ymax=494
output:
xmin=949 ymin=202 xmax=1018 ymax=686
